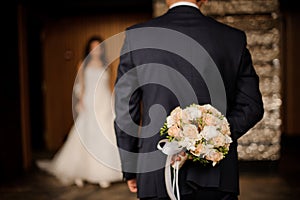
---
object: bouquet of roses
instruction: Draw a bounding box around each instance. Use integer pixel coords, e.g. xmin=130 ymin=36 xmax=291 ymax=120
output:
xmin=159 ymin=103 xmax=232 ymax=167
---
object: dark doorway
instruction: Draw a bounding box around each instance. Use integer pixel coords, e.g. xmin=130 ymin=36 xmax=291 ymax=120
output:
xmin=26 ymin=11 xmax=45 ymax=151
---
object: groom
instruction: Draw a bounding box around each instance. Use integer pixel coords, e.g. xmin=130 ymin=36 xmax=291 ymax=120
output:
xmin=114 ymin=0 xmax=264 ymax=199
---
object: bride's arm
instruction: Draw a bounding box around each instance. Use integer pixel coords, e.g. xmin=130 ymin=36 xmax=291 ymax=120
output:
xmin=74 ymin=61 xmax=85 ymax=112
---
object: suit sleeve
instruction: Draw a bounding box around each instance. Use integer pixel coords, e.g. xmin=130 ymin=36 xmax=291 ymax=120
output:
xmin=227 ymin=33 xmax=264 ymax=141
xmin=114 ymin=32 xmax=142 ymax=180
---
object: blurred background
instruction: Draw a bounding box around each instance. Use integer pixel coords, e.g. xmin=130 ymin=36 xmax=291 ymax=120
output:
xmin=0 ymin=0 xmax=299 ymax=199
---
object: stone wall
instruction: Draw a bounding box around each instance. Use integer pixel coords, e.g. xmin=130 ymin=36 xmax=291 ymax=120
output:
xmin=153 ymin=0 xmax=282 ymax=161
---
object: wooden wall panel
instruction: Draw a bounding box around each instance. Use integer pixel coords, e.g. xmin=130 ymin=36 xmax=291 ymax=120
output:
xmin=283 ymin=11 xmax=300 ymax=136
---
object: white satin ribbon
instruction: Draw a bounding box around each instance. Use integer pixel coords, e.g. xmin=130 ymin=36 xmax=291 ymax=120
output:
xmin=157 ymin=139 xmax=184 ymax=200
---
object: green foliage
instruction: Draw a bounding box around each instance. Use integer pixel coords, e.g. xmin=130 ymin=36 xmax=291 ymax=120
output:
xmin=160 ymin=122 xmax=168 ymax=136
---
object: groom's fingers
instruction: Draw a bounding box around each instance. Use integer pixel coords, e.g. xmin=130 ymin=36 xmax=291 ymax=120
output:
xmin=179 ymin=151 xmax=186 ymax=157
xmin=127 ymin=179 xmax=138 ymax=193
xmin=170 ymin=151 xmax=188 ymax=166
xmin=170 ymin=154 xmax=182 ymax=165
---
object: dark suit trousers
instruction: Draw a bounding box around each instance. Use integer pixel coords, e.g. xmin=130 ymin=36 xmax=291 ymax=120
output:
xmin=140 ymin=190 xmax=238 ymax=200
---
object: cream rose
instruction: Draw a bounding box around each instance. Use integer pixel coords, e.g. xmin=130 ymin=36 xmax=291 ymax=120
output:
xmin=203 ymin=113 xmax=220 ymax=126
xmin=191 ymin=143 xmax=204 ymax=157
xmin=170 ymin=106 xmax=182 ymax=127
xmin=203 ymin=104 xmax=222 ymax=116
xmin=220 ymin=119 xmax=230 ymax=135
xmin=168 ymin=125 xmax=182 ymax=139
xmin=210 ymin=133 xmax=226 ymax=147
xmin=206 ymin=149 xmax=224 ymax=166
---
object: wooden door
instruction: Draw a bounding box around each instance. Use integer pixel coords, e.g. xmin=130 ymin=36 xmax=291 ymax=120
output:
xmin=42 ymin=13 xmax=151 ymax=151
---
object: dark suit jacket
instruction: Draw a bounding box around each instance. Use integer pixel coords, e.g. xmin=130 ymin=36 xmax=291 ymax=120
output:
xmin=114 ymin=5 xmax=264 ymax=199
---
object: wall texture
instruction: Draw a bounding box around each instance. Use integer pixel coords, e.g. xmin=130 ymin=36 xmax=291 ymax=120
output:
xmin=153 ymin=0 xmax=282 ymax=161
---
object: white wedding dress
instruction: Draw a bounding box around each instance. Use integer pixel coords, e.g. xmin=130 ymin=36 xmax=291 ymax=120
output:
xmin=36 ymin=65 xmax=122 ymax=188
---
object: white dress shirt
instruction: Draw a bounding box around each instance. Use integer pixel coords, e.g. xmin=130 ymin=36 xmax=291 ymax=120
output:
xmin=169 ymin=1 xmax=199 ymax=10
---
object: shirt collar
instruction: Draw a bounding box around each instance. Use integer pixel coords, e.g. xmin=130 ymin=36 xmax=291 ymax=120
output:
xmin=169 ymin=1 xmax=199 ymax=10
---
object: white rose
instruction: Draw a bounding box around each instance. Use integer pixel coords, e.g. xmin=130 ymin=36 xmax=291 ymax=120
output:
xmin=225 ymin=134 xmax=233 ymax=144
xmin=200 ymin=126 xmax=219 ymax=140
xmin=166 ymin=116 xmax=174 ymax=128
xmin=179 ymin=138 xmax=196 ymax=151
xmin=183 ymin=106 xmax=202 ymax=121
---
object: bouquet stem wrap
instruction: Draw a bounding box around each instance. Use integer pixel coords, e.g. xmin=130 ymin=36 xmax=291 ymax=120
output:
xmin=157 ymin=139 xmax=185 ymax=200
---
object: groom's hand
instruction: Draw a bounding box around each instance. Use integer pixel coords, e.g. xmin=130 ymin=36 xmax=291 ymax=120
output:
xmin=171 ymin=151 xmax=188 ymax=169
xmin=127 ymin=179 xmax=137 ymax=193
xmin=171 ymin=151 xmax=187 ymax=165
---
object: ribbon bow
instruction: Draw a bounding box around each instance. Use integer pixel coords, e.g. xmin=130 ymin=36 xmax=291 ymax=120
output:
xmin=157 ymin=139 xmax=186 ymax=200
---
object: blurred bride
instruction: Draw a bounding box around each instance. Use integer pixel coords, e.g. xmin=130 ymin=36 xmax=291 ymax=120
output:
xmin=37 ymin=36 xmax=122 ymax=188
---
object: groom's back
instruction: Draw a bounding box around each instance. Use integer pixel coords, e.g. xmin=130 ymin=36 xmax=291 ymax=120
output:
xmin=125 ymin=5 xmax=246 ymax=120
